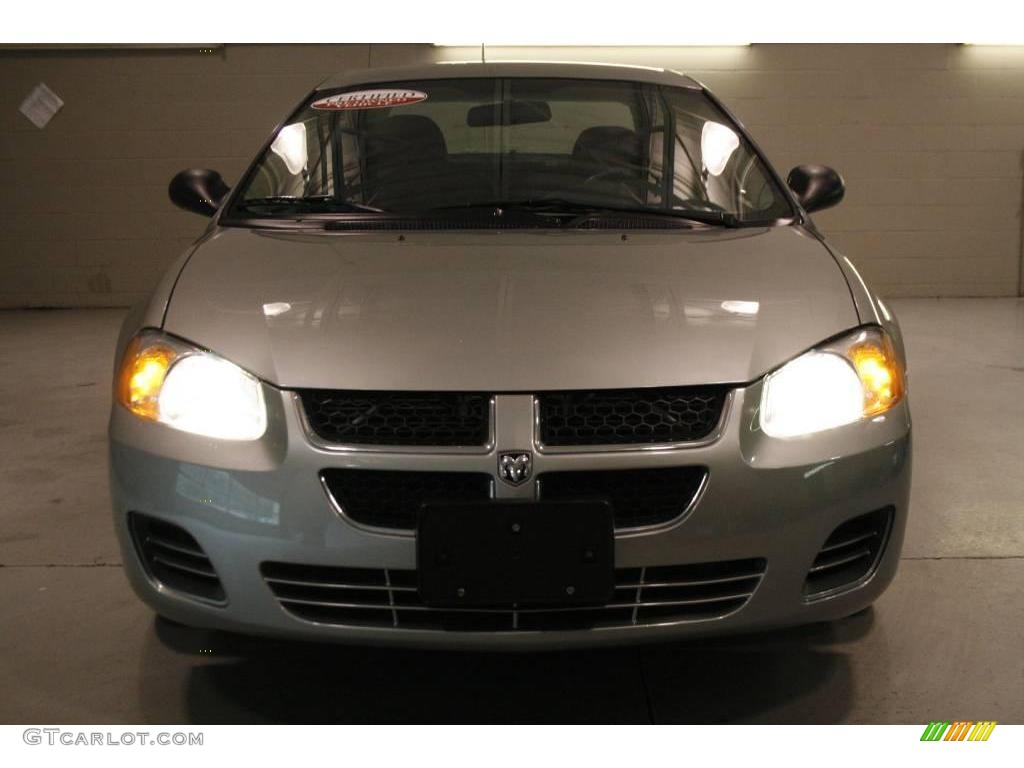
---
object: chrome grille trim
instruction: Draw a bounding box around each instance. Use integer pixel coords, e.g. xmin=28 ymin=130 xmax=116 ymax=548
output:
xmin=384 ymin=568 xmax=399 ymax=628
xmin=294 ymin=390 xmax=733 ymax=454
xmin=615 ymin=572 xmax=761 ymax=589
xmin=143 ymin=535 xmax=206 ymax=559
xmin=150 ymin=553 xmax=219 ymax=580
xmin=273 ymin=593 xmax=758 ymax=612
xmin=261 ymin=558 xmax=767 ymax=631
xmin=263 ymin=576 xmax=417 ymax=591
xmin=808 ymin=547 xmax=873 ymax=574
xmin=818 ymin=531 xmax=877 ymax=553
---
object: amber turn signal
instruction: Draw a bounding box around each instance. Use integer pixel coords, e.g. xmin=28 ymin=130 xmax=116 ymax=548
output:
xmin=116 ymin=337 xmax=177 ymax=420
xmin=849 ymin=336 xmax=904 ymax=417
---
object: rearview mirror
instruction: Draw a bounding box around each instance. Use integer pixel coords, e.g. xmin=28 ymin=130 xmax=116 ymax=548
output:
xmin=467 ymin=100 xmax=552 ymax=127
xmin=168 ymin=169 xmax=230 ymax=217
xmin=786 ymin=165 xmax=845 ymax=213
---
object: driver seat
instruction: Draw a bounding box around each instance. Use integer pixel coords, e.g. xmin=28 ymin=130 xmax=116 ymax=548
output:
xmin=572 ymin=126 xmax=644 ymax=175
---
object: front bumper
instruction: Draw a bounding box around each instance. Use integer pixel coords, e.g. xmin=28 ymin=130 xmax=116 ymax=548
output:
xmin=109 ymin=381 xmax=911 ymax=650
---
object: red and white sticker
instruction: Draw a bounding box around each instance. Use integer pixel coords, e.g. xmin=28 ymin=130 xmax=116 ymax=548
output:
xmin=311 ymin=89 xmax=428 ymax=111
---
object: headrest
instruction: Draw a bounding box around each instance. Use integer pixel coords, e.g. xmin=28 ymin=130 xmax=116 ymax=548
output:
xmin=365 ymin=115 xmax=447 ymax=163
xmin=572 ymin=126 xmax=643 ymax=168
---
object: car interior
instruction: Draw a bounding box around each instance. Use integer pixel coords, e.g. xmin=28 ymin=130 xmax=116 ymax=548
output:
xmin=243 ymin=79 xmax=784 ymax=219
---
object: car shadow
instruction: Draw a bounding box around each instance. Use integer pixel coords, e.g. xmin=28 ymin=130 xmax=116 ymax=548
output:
xmin=638 ymin=612 xmax=871 ymax=723
xmin=140 ymin=611 xmax=870 ymax=724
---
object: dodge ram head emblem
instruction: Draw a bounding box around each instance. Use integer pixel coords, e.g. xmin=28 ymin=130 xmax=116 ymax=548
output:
xmin=498 ymin=451 xmax=532 ymax=486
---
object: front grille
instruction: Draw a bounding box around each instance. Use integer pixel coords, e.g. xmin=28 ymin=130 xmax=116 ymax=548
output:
xmin=129 ymin=513 xmax=225 ymax=603
xmin=322 ymin=468 xmax=492 ymax=530
xmin=537 ymin=386 xmax=729 ymax=446
xmin=299 ymin=390 xmax=490 ymax=447
xmin=803 ymin=507 xmax=893 ymax=599
xmin=261 ymin=558 xmax=766 ymax=631
xmin=538 ymin=467 xmax=707 ymax=528
xmin=323 ymin=467 xmax=704 ymax=531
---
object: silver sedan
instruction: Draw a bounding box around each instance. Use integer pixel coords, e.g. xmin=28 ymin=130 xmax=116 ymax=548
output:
xmin=109 ymin=61 xmax=911 ymax=649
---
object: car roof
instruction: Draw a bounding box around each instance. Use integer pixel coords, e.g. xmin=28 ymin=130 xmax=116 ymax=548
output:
xmin=316 ymin=60 xmax=704 ymax=91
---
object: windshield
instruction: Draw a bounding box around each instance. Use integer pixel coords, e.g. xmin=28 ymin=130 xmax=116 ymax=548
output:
xmin=227 ymin=77 xmax=794 ymax=226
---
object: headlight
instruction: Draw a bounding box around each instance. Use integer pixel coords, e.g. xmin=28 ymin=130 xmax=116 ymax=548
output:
xmin=759 ymin=327 xmax=905 ymax=438
xmin=116 ymin=332 xmax=267 ymax=441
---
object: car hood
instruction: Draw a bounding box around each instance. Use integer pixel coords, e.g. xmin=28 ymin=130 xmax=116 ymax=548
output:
xmin=163 ymin=225 xmax=858 ymax=391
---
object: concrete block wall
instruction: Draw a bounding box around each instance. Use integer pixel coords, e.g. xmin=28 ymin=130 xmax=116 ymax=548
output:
xmin=1 ymin=43 xmax=1022 ymax=307
xmin=0 ymin=45 xmax=374 ymax=308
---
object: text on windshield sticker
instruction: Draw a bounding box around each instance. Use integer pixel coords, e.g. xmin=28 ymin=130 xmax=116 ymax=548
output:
xmin=311 ymin=89 xmax=428 ymax=110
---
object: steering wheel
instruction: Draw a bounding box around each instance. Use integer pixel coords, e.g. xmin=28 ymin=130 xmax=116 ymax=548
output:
xmin=583 ymin=168 xmax=671 ymax=206
xmin=675 ymin=198 xmax=730 ymax=214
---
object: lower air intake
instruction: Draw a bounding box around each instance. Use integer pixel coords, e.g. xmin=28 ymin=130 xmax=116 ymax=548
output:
xmin=803 ymin=507 xmax=893 ymax=600
xmin=537 ymin=467 xmax=707 ymax=528
xmin=261 ymin=558 xmax=766 ymax=631
xmin=321 ymin=469 xmax=493 ymax=530
xmin=129 ymin=513 xmax=225 ymax=603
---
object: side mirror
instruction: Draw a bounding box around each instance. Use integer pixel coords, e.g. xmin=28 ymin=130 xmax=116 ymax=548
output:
xmin=168 ymin=169 xmax=230 ymax=217
xmin=786 ymin=164 xmax=845 ymax=214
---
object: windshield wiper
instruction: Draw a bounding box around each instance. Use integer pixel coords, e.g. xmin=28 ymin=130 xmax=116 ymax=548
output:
xmin=235 ymin=196 xmax=385 ymax=215
xmin=428 ymin=199 xmax=742 ymax=228
xmin=236 ymin=197 xmax=750 ymax=229
xmin=661 ymin=208 xmax=741 ymax=228
xmin=430 ymin=199 xmax=628 ymax=218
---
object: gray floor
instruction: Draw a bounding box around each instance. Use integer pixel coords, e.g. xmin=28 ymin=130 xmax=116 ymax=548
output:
xmin=1 ymin=299 xmax=1022 ymax=724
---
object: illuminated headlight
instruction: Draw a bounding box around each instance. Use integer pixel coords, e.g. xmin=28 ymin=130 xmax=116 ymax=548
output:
xmin=116 ymin=332 xmax=267 ymax=441
xmin=759 ymin=327 xmax=905 ymax=438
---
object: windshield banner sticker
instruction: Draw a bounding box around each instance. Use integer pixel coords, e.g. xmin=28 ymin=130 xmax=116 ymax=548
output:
xmin=311 ymin=89 xmax=428 ymax=110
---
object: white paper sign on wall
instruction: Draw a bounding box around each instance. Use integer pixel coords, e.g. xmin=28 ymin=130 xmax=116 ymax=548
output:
xmin=19 ymin=83 xmax=64 ymax=129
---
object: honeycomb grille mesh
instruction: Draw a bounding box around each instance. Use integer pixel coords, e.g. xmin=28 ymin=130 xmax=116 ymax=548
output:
xmin=299 ymin=390 xmax=489 ymax=447
xmin=537 ymin=386 xmax=728 ymax=446
xmin=538 ymin=467 xmax=707 ymax=528
xmin=322 ymin=469 xmax=492 ymax=530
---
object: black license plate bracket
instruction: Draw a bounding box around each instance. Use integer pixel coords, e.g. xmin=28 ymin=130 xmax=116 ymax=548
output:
xmin=417 ymin=501 xmax=614 ymax=609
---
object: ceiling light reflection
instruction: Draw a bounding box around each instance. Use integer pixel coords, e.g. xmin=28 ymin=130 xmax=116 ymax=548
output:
xmin=701 ymin=121 xmax=740 ymax=176
xmin=270 ymin=123 xmax=307 ymax=176
xmin=721 ymin=300 xmax=759 ymax=315
xmin=262 ymin=302 xmax=292 ymax=317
